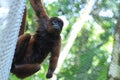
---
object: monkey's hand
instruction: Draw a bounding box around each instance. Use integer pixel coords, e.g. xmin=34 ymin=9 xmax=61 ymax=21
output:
xmin=46 ymin=69 xmax=53 ymax=78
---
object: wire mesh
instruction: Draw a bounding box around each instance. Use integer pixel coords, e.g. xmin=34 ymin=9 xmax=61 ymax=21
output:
xmin=0 ymin=0 xmax=26 ymax=80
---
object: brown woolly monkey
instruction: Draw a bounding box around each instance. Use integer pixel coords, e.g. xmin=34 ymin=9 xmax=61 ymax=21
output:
xmin=11 ymin=0 xmax=64 ymax=79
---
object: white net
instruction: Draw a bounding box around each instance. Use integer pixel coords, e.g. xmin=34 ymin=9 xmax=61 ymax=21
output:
xmin=0 ymin=0 xmax=26 ymax=80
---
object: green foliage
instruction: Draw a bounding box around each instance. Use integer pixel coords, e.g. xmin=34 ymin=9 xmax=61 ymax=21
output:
xmin=58 ymin=20 xmax=111 ymax=80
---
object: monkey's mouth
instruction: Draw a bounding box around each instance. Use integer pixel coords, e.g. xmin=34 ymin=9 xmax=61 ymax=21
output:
xmin=53 ymin=28 xmax=60 ymax=33
xmin=53 ymin=25 xmax=60 ymax=30
xmin=54 ymin=28 xmax=59 ymax=32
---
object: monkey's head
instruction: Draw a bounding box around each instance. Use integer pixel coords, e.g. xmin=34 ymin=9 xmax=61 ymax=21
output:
xmin=47 ymin=17 xmax=64 ymax=35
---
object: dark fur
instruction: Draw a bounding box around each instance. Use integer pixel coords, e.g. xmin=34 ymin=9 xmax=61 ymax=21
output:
xmin=11 ymin=0 xmax=63 ymax=79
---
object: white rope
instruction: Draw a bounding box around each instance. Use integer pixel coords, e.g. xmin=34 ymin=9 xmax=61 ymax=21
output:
xmin=0 ymin=0 xmax=26 ymax=80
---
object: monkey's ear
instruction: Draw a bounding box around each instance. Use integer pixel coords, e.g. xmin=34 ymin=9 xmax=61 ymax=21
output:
xmin=30 ymin=0 xmax=48 ymax=19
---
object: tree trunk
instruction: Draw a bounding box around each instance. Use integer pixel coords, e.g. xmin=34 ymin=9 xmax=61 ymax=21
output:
xmin=108 ymin=4 xmax=120 ymax=80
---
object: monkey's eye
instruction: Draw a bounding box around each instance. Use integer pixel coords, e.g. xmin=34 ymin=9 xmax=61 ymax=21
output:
xmin=51 ymin=20 xmax=63 ymax=27
xmin=51 ymin=21 xmax=56 ymax=25
xmin=51 ymin=20 xmax=59 ymax=26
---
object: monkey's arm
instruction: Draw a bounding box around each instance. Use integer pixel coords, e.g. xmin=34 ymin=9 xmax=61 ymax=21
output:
xmin=46 ymin=38 xmax=61 ymax=78
xmin=29 ymin=0 xmax=49 ymax=19
xmin=11 ymin=63 xmax=40 ymax=79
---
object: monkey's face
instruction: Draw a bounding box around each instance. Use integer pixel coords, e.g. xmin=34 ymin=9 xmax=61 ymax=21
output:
xmin=47 ymin=17 xmax=63 ymax=35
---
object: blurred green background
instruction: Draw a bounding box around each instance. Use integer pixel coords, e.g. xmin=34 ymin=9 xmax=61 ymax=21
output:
xmin=9 ymin=0 xmax=120 ymax=80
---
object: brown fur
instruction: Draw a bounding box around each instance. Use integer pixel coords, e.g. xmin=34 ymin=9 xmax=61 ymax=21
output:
xmin=11 ymin=0 xmax=63 ymax=79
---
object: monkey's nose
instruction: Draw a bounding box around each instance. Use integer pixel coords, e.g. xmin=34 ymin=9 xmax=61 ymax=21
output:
xmin=53 ymin=25 xmax=60 ymax=31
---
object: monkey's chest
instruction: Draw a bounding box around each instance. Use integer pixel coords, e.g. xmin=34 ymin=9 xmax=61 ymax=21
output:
xmin=39 ymin=40 xmax=54 ymax=52
xmin=28 ymin=40 xmax=54 ymax=63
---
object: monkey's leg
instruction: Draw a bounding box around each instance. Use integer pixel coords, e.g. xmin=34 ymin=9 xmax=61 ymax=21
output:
xmin=11 ymin=34 xmax=40 ymax=79
xmin=11 ymin=34 xmax=32 ymax=78
xmin=14 ymin=33 xmax=31 ymax=62
xmin=11 ymin=63 xmax=40 ymax=79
